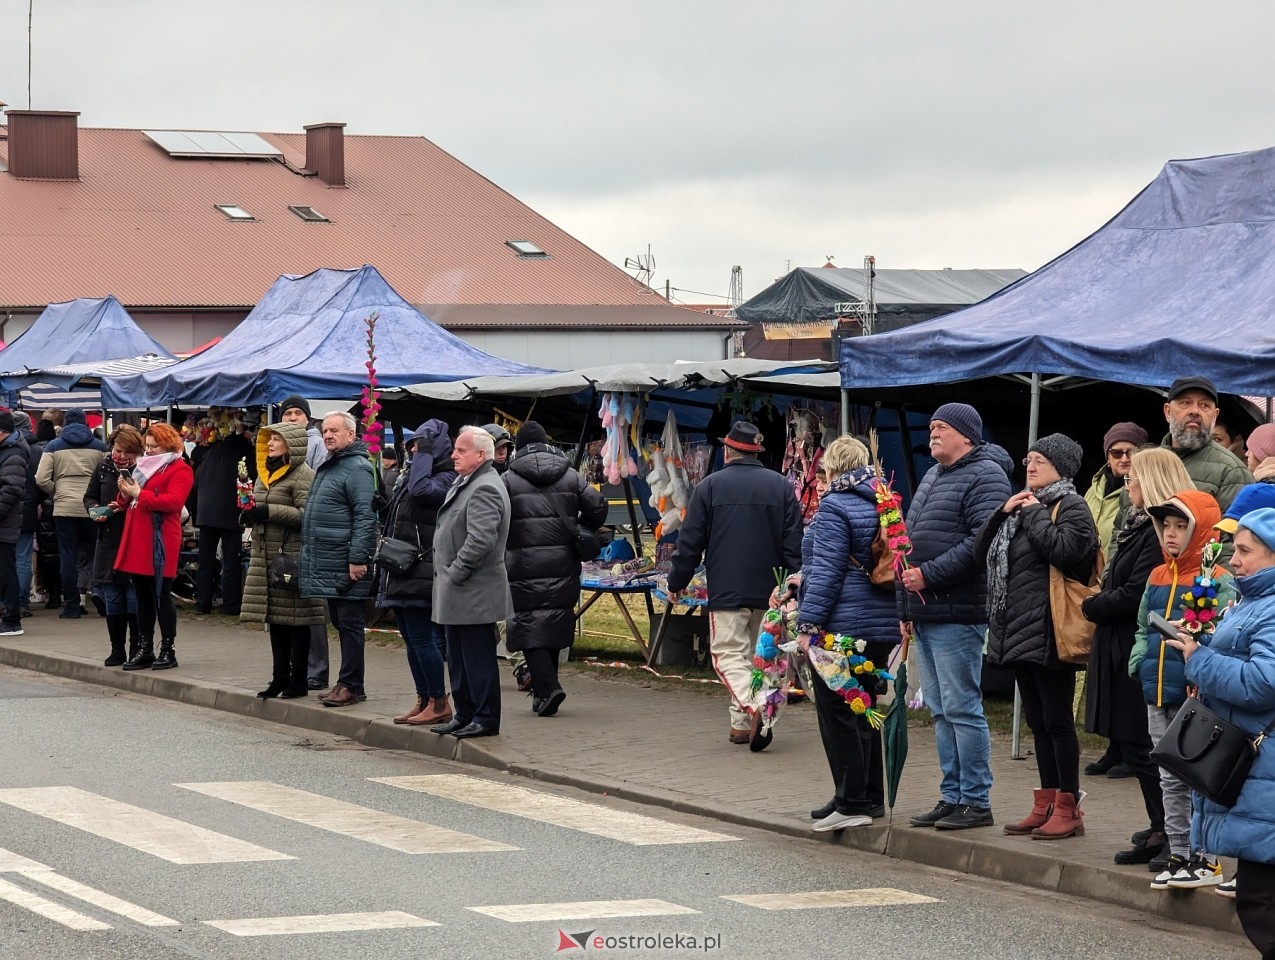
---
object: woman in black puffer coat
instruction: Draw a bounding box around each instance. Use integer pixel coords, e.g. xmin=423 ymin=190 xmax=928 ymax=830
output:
xmin=375 ymin=420 xmax=456 ymax=727
xmin=976 ymin=433 xmax=1098 ymax=841
xmin=504 ymin=421 xmax=607 ymax=717
xmin=84 ymin=425 xmax=145 ymax=666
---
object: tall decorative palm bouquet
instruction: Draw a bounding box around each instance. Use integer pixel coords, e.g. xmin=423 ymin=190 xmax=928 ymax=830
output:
xmin=360 ymin=311 xmax=384 ymax=491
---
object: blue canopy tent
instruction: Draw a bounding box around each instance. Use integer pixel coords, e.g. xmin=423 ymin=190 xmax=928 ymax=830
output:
xmin=840 ymin=148 xmax=1275 ymax=411
xmin=0 ymin=296 xmax=175 ymax=396
xmin=101 ymin=265 xmax=549 ymax=409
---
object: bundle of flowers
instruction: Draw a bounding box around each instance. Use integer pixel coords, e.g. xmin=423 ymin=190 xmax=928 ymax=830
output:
xmin=235 ymin=457 xmax=255 ymax=511
xmin=1180 ymin=539 xmax=1224 ymax=634
xmin=360 ymin=311 xmax=384 ymax=471
xmin=184 ymin=407 xmax=245 ymax=446
xmin=750 ymin=573 xmax=799 ymax=731
xmin=805 ymin=633 xmax=894 ymax=728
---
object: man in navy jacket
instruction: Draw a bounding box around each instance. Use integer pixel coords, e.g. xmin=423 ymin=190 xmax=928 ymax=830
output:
xmin=667 ymin=421 xmax=803 ymax=746
xmin=898 ymin=402 xmax=1013 ymax=831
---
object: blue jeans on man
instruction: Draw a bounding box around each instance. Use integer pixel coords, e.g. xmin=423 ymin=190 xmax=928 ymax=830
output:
xmin=15 ymin=532 xmax=33 ymax=612
xmin=911 ymin=622 xmax=993 ymax=809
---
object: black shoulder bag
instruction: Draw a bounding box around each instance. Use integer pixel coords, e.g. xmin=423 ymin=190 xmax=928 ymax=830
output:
xmin=269 ymin=528 xmax=301 ymax=593
xmin=1150 ymin=694 xmax=1275 ymax=807
xmin=375 ymin=519 xmax=426 ymax=577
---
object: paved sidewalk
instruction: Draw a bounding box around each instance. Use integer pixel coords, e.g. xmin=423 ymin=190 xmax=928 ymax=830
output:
xmin=0 ymin=607 xmax=1241 ymax=935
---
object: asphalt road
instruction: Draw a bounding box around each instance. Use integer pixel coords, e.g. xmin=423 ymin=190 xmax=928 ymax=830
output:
xmin=0 ymin=668 xmax=1255 ymax=960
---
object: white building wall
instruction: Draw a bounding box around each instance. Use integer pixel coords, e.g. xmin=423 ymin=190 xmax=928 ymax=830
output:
xmin=450 ymin=330 xmax=732 ymax=369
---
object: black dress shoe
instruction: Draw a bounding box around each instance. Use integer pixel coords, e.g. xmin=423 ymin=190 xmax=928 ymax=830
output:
xmin=451 ymin=722 xmax=497 ymax=739
xmin=1114 ymin=830 xmax=1165 ymax=865
xmin=430 ymin=718 xmax=466 ymax=735
xmin=536 ymin=689 xmax=566 ymax=717
xmin=306 ymin=677 xmax=326 ymax=690
xmin=257 ymin=682 xmax=287 ymax=699
xmin=811 ymin=799 xmax=838 ymax=820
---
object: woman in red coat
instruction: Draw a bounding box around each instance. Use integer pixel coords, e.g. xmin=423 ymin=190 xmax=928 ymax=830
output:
xmin=116 ymin=423 xmax=194 ymax=671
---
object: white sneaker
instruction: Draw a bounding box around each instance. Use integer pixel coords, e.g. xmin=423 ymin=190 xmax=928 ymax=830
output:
xmin=1216 ymin=878 xmax=1237 ymax=899
xmin=1151 ymin=854 xmax=1189 ymax=889
xmin=0 ymin=627 xmax=24 ymax=637
xmin=1166 ymin=856 xmax=1223 ymax=888
xmin=813 ymin=811 xmax=873 ymax=832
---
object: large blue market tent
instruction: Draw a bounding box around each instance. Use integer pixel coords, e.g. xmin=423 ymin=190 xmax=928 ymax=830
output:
xmin=0 ymin=296 xmax=175 ymax=392
xmin=101 ymin=265 xmax=549 ymax=408
xmin=839 ymin=147 xmax=1275 ymax=397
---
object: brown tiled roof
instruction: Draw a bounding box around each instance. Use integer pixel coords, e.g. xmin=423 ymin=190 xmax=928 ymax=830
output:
xmin=0 ymin=124 xmax=688 ymax=319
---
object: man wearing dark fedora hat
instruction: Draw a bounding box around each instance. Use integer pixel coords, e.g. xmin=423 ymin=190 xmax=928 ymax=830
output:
xmin=667 ymin=420 xmax=803 ymax=748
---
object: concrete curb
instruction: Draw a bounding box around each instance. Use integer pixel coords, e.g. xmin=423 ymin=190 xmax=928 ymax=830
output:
xmin=0 ymin=644 xmax=1243 ymax=936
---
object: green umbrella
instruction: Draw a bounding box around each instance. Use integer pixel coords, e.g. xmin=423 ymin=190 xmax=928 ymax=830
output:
xmin=882 ymin=628 xmax=912 ymax=816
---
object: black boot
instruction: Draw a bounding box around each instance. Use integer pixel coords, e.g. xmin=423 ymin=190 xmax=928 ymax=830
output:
xmin=152 ymin=638 xmax=178 ymax=671
xmin=103 ymin=614 xmax=128 ymax=667
xmin=122 ymin=637 xmax=155 ymax=671
xmin=259 ymin=629 xmax=290 ymax=698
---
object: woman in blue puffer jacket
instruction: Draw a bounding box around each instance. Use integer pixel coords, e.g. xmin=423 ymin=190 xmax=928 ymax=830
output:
xmin=796 ymin=435 xmax=900 ymax=832
xmin=1168 ymin=507 xmax=1275 ymax=956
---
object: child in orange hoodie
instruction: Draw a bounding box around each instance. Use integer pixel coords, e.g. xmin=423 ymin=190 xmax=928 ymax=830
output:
xmin=1129 ymin=489 xmax=1234 ymax=891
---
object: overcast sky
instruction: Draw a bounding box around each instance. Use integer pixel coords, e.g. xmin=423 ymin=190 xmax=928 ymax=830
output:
xmin=5 ymin=1 xmax=1275 ymax=304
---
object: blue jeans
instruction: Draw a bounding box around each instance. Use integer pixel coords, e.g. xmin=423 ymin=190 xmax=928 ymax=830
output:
xmin=96 ymin=581 xmax=137 ymax=616
xmin=911 ymin=622 xmax=993 ymax=808
xmin=15 ymin=532 xmax=32 ymax=609
xmin=395 ymin=606 xmax=446 ymax=699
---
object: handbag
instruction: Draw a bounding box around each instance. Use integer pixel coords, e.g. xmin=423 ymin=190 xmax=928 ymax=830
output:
xmin=268 ymin=531 xmax=300 ymax=592
xmin=1047 ymin=502 xmax=1104 ymax=665
xmin=574 ymin=523 xmax=603 ymax=562
xmin=1150 ymin=694 xmax=1275 ymax=807
xmin=375 ymin=521 xmax=425 ymax=577
xmin=846 ymin=525 xmax=896 ymax=591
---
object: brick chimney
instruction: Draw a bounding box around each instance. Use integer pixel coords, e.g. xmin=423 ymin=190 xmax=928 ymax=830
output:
xmin=304 ymin=122 xmax=345 ymax=186
xmin=5 ymin=109 xmax=79 ymax=179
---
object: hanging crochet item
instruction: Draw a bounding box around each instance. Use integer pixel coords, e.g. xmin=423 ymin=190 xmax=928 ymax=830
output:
xmin=599 ymin=391 xmax=641 ymax=487
xmin=647 ymin=410 xmax=690 ymax=539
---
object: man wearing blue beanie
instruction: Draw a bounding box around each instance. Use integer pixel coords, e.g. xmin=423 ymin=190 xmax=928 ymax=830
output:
xmin=901 ymin=402 xmax=1014 ymax=830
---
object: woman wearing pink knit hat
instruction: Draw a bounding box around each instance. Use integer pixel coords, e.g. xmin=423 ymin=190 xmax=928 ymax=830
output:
xmin=1245 ymin=423 xmax=1275 ymax=482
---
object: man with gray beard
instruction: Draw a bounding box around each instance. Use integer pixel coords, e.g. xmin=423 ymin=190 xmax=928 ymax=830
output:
xmin=1160 ymin=376 xmax=1252 ymax=511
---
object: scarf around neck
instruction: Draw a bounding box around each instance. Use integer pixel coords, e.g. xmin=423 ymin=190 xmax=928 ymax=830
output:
xmin=987 ymin=477 xmax=1076 ymax=615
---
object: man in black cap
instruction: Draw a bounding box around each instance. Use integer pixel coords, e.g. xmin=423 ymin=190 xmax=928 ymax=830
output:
xmin=278 ymin=395 xmax=327 ymax=471
xmin=666 ymin=421 xmax=803 ymax=748
xmin=482 ymin=424 xmax=512 ymax=474
xmin=1161 ymin=376 xmax=1252 ymax=511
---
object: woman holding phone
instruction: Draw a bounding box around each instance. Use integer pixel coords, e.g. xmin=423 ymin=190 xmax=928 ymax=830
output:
xmin=84 ymin=425 xmax=145 ymax=666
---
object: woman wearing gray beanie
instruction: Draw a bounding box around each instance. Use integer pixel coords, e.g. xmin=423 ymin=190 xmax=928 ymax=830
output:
xmin=975 ymin=433 xmax=1100 ymax=840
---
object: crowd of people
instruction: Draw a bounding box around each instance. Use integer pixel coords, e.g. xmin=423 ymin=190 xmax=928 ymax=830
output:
xmin=6 ymin=374 xmax=1275 ymax=955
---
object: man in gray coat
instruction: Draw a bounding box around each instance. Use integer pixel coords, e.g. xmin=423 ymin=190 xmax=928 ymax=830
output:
xmin=430 ymin=426 xmax=513 ymax=739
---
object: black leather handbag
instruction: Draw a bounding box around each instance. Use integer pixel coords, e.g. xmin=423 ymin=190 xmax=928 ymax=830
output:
xmin=268 ymin=532 xmax=300 ymax=592
xmin=1150 ymin=695 xmax=1275 ymax=807
xmin=375 ymin=523 xmax=425 ymax=577
xmin=574 ymin=523 xmax=603 ymax=562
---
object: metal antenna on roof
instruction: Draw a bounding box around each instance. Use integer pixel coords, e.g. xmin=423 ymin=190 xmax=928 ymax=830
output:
xmin=27 ymin=0 xmax=34 ymax=108
xmin=623 ymin=244 xmax=656 ymax=289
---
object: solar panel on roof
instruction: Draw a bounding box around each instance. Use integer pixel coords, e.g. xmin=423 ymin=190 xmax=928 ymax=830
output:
xmin=143 ymin=130 xmax=283 ymax=159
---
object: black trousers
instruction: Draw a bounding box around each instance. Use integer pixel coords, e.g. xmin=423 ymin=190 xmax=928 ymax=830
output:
xmin=0 ymin=541 xmax=19 ymax=630
xmin=196 ymin=525 xmax=243 ymax=613
xmin=132 ymin=575 xmax=176 ymax=642
xmin=1112 ymin=732 xmax=1166 ymax=833
xmin=328 ymin=599 xmax=366 ymax=697
xmin=446 ymin=622 xmax=500 ymax=729
xmin=524 ymin=648 xmax=561 ymax=699
xmin=268 ymin=623 xmax=311 ymax=693
xmin=1237 ymin=859 xmax=1275 ymax=960
xmin=1013 ymin=663 xmax=1080 ymax=799
xmin=811 ymin=641 xmax=889 ymax=815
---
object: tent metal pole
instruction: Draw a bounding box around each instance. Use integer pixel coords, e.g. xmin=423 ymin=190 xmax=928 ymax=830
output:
xmin=840 ymin=387 xmax=850 ymax=435
xmin=574 ymin=387 xmax=597 ymax=469
xmin=1012 ymin=371 xmax=1043 ymax=760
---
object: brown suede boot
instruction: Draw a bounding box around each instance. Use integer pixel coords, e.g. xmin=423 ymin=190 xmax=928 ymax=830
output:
xmin=1031 ymin=791 xmax=1084 ymax=839
xmin=1002 ymin=788 xmax=1056 ymax=835
xmin=393 ymin=697 xmax=426 ymax=725
xmin=406 ymin=696 xmax=453 ymax=725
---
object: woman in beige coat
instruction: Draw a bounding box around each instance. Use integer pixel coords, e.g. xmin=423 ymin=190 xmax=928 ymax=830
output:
xmin=240 ymin=421 xmax=326 ymax=698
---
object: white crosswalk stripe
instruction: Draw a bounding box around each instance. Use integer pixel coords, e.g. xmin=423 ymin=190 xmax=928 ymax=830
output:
xmin=722 ymin=888 xmax=940 ymax=909
xmin=176 ymin=781 xmax=517 ymax=853
xmin=467 ymin=898 xmax=700 ymax=923
xmin=204 ymin=910 xmax=439 ymax=937
xmin=371 ymin=774 xmax=739 ymax=845
xmin=0 ymin=876 xmax=112 ymax=931
xmin=19 ymin=870 xmax=179 ymax=926
xmin=0 ymin=786 xmax=294 ymax=864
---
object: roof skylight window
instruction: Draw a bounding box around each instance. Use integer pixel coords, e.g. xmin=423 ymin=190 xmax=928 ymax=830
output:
xmin=215 ymin=204 xmax=255 ymax=221
xmin=289 ymin=205 xmax=330 ymax=223
xmin=506 ymin=239 xmax=548 ymax=258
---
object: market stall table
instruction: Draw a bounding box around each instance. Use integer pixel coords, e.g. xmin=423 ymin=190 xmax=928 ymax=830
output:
xmin=577 ymin=574 xmax=660 ymax=659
